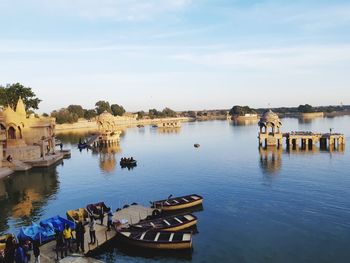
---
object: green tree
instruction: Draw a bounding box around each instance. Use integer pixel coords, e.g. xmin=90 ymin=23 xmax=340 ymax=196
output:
xmin=137 ymin=111 xmax=145 ymax=120
xmin=162 ymin=107 xmax=177 ymax=117
xmin=67 ymin=105 xmax=85 ymax=118
xmin=95 ymin=101 xmax=111 ymax=115
xmin=84 ymin=109 xmax=97 ymax=120
xmin=298 ymin=104 xmax=314 ymax=113
xmin=229 ymin=105 xmax=256 ymax=116
xmin=111 ymin=104 xmax=126 ymax=116
xmin=0 ymin=83 xmax=41 ymax=111
xmin=51 ymin=108 xmax=79 ymax=124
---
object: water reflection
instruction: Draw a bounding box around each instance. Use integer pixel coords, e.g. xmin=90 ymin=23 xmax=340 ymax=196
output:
xmin=230 ymin=119 xmax=258 ymax=126
xmin=157 ymin=127 xmax=181 ymax=134
xmin=97 ymin=240 xmax=192 ymax=261
xmin=56 ymin=131 xmax=93 ymax=145
xmin=259 ymin=146 xmax=282 ymax=175
xmin=0 ymin=168 xmax=59 ymax=234
xmin=92 ymin=144 xmax=121 ymax=173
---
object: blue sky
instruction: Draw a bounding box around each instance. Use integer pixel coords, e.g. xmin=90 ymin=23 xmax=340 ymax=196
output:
xmin=0 ymin=0 xmax=350 ymax=112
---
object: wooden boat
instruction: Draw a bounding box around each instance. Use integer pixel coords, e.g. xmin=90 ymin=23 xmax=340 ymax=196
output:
xmin=117 ymin=230 xmax=192 ymax=250
xmin=120 ymin=158 xmax=137 ymax=167
xmin=151 ymin=194 xmax=203 ymax=211
xmin=66 ymin=208 xmax=89 ymax=224
xmin=130 ymin=214 xmax=197 ymax=232
xmin=194 ymin=143 xmax=200 ymax=148
xmin=86 ymin=202 xmax=109 ymax=219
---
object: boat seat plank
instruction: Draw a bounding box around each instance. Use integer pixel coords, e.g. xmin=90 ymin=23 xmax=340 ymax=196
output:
xmin=140 ymin=232 xmax=146 ymax=240
xmin=154 ymin=232 xmax=160 ymax=242
xmin=163 ymin=220 xmax=171 ymax=226
xmin=182 ymin=198 xmax=189 ymax=202
xmin=174 ymin=217 xmax=183 ymax=224
xmin=184 ymin=215 xmax=194 ymax=221
xmin=182 ymin=234 xmax=191 ymax=242
xmin=150 ymin=222 xmax=156 ymax=228
xmin=169 ymin=233 xmax=174 ymax=242
xmin=191 ymin=195 xmax=200 ymax=200
xmin=121 ymin=232 xmax=131 ymax=238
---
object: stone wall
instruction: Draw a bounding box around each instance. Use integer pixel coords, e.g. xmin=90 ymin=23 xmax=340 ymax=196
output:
xmin=5 ymin=145 xmax=41 ymax=161
xmin=56 ymin=117 xmax=192 ymax=133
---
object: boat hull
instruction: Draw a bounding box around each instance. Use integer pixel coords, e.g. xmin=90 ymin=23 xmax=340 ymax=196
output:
xmin=117 ymin=231 xmax=192 ymax=250
xmin=161 ymin=199 xmax=203 ymax=211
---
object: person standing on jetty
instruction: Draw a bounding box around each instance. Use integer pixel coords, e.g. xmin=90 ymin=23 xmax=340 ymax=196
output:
xmin=107 ymin=207 xmax=113 ymax=231
xmin=4 ymin=236 xmax=15 ymax=263
xmin=33 ymin=240 xmax=40 ymax=263
xmin=99 ymin=207 xmax=104 ymax=225
xmin=14 ymin=243 xmax=25 ymax=263
xmin=55 ymin=230 xmax=64 ymax=260
xmin=63 ymin=224 xmax=73 ymax=255
xmin=75 ymin=220 xmax=85 ymax=253
xmin=89 ymin=216 xmax=96 ymax=244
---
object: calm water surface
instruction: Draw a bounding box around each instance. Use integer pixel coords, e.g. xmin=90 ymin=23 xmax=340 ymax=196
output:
xmin=1 ymin=117 xmax=350 ymax=263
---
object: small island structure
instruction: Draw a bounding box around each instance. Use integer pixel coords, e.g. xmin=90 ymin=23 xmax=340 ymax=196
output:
xmin=258 ymin=110 xmax=283 ymax=147
xmin=90 ymin=111 xmax=122 ymax=147
xmin=258 ymin=109 xmax=345 ymax=150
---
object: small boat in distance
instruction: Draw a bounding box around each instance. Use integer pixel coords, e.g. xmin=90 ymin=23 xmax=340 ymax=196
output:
xmin=194 ymin=143 xmax=200 ymax=148
xmin=120 ymin=157 xmax=137 ymax=167
xmin=130 ymin=214 xmax=197 ymax=232
xmin=151 ymin=194 xmax=203 ymax=211
xmin=117 ymin=230 xmax=193 ymax=250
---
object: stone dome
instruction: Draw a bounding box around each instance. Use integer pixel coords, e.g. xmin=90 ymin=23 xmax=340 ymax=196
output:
xmin=259 ymin=110 xmax=281 ymax=127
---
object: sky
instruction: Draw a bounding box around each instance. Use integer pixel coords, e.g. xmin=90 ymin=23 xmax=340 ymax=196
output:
xmin=0 ymin=0 xmax=350 ymax=113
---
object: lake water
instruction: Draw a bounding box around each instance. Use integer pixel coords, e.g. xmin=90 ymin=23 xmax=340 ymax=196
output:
xmin=1 ymin=117 xmax=350 ymax=263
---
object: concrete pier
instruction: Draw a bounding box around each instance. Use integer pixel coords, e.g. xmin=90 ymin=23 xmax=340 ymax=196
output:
xmin=37 ymin=205 xmax=154 ymax=261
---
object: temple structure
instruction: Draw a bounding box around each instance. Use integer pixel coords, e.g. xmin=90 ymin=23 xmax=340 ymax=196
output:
xmin=258 ymin=110 xmax=283 ymax=147
xmin=0 ymin=98 xmax=57 ymax=170
xmin=95 ymin=111 xmax=122 ymax=147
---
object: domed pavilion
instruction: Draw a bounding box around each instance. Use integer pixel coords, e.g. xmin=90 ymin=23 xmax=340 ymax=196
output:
xmin=258 ymin=110 xmax=283 ymax=147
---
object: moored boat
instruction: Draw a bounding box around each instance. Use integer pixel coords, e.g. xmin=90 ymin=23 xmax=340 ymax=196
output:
xmin=86 ymin=202 xmax=109 ymax=219
xmin=130 ymin=214 xmax=197 ymax=232
xmin=17 ymin=222 xmax=55 ymax=243
xmin=151 ymin=194 xmax=203 ymax=211
xmin=40 ymin=215 xmax=75 ymax=232
xmin=66 ymin=208 xmax=89 ymax=224
xmin=117 ymin=230 xmax=192 ymax=250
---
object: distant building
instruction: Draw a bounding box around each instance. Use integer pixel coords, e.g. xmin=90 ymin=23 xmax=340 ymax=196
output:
xmin=0 ymin=98 xmax=56 ymax=162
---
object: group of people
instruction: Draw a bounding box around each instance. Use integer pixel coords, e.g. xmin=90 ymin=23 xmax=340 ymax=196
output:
xmin=1 ymin=236 xmax=40 ymax=263
xmin=1 ymin=208 xmax=116 ymax=262
xmin=55 ymin=222 xmax=85 ymax=261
